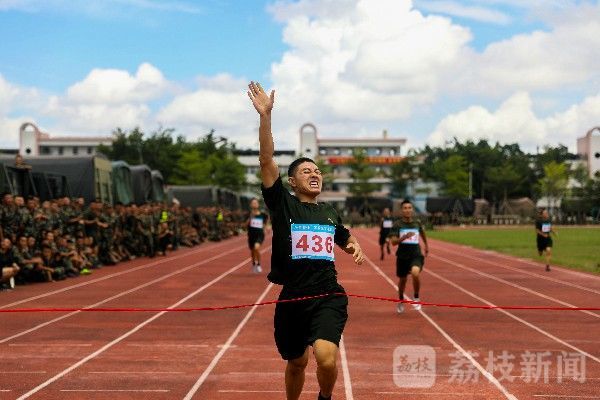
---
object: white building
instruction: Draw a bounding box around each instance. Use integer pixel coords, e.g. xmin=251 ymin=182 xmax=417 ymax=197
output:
xmin=299 ymin=123 xmax=406 ymax=203
xmin=234 ymin=149 xmax=297 ymax=187
xmin=19 ymin=122 xmax=113 ymax=157
xmin=576 ymin=127 xmax=600 ymax=178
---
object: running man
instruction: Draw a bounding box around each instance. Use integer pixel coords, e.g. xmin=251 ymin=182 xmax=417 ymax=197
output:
xmin=535 ymin=208 xmax=556 ymax=272
xmin=247 ymin=198 xmax=269 ymax=273
xmin=248 ymin=81 xmax=364 ymax=400
xmin=388 ymin=200 xmax=428 ymax=314
xmin=379 ymin=207 xmax=393 ymax=260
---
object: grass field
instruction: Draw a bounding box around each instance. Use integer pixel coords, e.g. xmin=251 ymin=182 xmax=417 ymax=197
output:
xmin=427 ymin=226 xmax=600 ymax=274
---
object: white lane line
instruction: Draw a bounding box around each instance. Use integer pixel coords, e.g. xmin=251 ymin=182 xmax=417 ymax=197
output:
xmin=356 ymin=234 xmax=517 ymax=400
xmin=126 ymin=343 xmax=210 ymax=347
xmin=424 ymin=267 xmax=600 ymax=364
xmin=183 ymin=283 xmax=274 ymax=400
xmin=0 ymin=238 xmax=241 ymax=310
xmin=16 ymin=253 xmax=262 ymax=400
xmin=430 ymin=254 xmax=600 ymax=319
xmin=434 ymin=244 xmax=600 ymax=295
xmin=339 ymin=335 xmax=354 ymax=400
xmin=0 ymin=244 xmax=247 ymax=344
xmin=0 ymin=371 xmax=46 ymax=374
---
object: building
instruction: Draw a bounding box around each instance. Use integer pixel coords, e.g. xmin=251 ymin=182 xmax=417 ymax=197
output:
xmin=299 ymin=123 xmax=406 ymax=203
xmin=234 ymin=149 xmax=297 ymax=187
xmin=576 ymin=126 xmax=600 ymax=178
xmin=19 ymin=122 xmax=113 ymax=157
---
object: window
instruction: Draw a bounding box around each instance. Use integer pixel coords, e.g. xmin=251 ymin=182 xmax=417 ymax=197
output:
xmin=87 ymin=147 xmax=93 ymax=155
xmin=319 ymin=149 xmax=327 ymax=156
xmin=73 ymin=147 xmax=79 ymax=155
xmin=333 ymin=148 xmax=340 ymax=155
xmin=58 ymin=147 xmax=64 ymax=155
xmin=40 ymin=147 xmax=50 ymax=155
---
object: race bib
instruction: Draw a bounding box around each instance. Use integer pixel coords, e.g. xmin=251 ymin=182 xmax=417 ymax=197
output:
xmin=382 ymin=220 xmax=393 ymax=228
xmin=291 ymin=224 xmax=335 ymax=261
xmin=541 ymin=223 xmax=551 ymax=233
xmin=400 ymin=228 xmax=419 ymax=245
xmin=250 ymin=218 xmax=264 ymax=229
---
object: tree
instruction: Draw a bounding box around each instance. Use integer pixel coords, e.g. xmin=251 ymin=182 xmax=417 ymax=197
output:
xmin=539 ymin=161 xmax=569 ymax=212
xmin=388 ymin=156 xmax=419 ymax=198
xmin=486 ymin=161 xmax=523 ymax=202
xmin=347 ymin=149 xmax=380 ymax=201
xmin=437 ymin=155 xmax=469 ymax=197
xmin=97 ymin=126 xmax=186 ymax=183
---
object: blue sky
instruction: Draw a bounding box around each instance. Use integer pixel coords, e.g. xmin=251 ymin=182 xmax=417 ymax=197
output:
xmin=1 ymin=0 xmax=598 ymax=152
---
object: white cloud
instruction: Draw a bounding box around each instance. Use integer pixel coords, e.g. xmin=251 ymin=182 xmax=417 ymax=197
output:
xmin=427 ymin=91 xmax=600 ymax=151
xmin=67 ymin=63 xmax=169 ymax=105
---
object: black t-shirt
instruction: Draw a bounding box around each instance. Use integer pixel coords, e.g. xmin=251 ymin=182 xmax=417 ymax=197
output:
xmin=389 ymin=219 xmax=425 ymax=259
xmin=247 ymin=211 xmax=269 ymax=234
xmin=535 ymin=219 xmax=552 ymax=238
xmin=261 ymin=177 xmax=350 ymax=293
xmin=379 ymin=218 xmax=393 ymax=236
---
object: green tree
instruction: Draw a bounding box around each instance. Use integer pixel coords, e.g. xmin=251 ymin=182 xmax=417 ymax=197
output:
xmin=539 ymin=161 xmax=569 ymax=211
xmin=347 ymin=149 xmax=380 ymax=201
xmin=486 ymin=161 xmax=523 ymax=202
xmin=97 ymin=126 xmax=185 ymax=183
xmin=437 ymin=154 xmax=469 ymax=197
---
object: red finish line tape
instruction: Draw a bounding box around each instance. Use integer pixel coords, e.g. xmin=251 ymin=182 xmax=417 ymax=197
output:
xmin=1 ymin=293 xmax=598 ymax=313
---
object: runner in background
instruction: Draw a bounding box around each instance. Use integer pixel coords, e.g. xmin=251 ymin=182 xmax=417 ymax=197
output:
xmin=247 ymin=198 xmax=269 ymax=273
xmin=535 ymin=208 xmax=556 ymax=272
xmin=388 ymin=200 xmax=428 ymax=314
xmin=379 ymin=207 xmax=393 ymax=261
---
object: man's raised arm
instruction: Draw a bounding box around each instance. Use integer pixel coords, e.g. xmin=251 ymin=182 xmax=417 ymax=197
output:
xmin=247 ymin=81 xmax=279 ymax=188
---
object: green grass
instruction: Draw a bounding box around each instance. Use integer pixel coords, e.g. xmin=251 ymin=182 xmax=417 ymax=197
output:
xmin=427 ymin=227 xmax=600 ymax=274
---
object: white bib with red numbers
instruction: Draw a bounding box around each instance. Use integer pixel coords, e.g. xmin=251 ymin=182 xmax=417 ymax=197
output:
xmin=291 ymin=223 xmax=335 ymax=261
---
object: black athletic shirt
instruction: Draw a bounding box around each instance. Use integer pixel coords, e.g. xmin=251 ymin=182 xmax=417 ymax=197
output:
xmin=247 ymin=211 xmax=269 ymax=234
xmin=261 ymin=177 xmax=350 ymax=292
xmin=389 ymin=219 xmax=425 ymax=259
xmin=535 ymin=219 xmax=552 ymax=238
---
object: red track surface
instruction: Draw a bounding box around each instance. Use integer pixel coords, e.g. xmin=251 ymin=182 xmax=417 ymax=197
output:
xmin=1 ymin=229 xmax=598 ymax=399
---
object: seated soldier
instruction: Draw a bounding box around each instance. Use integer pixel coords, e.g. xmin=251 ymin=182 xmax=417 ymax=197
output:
xmin=0 ymin=238 xmax=20 ymax=290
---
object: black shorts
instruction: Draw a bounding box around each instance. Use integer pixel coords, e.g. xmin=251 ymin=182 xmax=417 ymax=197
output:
xmin=274 ymin=285 xmax=348 ymax=360
xmin=248 ymin=232 xmax=264 ymax=249
xmin=537 ymin=236 xmax=553 ymax=252
xmin=378 ymin=234 xmax=389 ymax=246
xmin=396 ymin=256 xmax=424 ymax=277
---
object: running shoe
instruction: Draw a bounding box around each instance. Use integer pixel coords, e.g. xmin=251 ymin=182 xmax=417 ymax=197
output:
xmin=9 ymin=277 xmax=15 ymax=289
xmin=256 ymin=264 xmax=263 ymax=273
xmin=412 ymin=298 xmax=422 ymax=311
xmin=80 ymin=268 xmax=92 ymax=275
xmin=396 ymin=303 xmax=404 ymax=314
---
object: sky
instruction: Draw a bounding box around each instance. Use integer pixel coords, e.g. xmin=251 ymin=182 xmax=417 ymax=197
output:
xmin=0 ymin=0 xmax=599 ymax=153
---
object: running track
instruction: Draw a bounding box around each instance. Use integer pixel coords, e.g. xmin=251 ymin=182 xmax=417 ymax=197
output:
xmin=0 ymin=229 xmax=598 ymax=399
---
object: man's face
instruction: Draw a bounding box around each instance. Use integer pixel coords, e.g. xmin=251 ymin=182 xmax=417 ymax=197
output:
xmin=3 ymin=194 xmax=14 ymax=206
xmin=250 ymin=199 xmax=259 ymax=210
xmin=27 ymin=237 xmax=36 ymax=247
xmin=401 ymin=203 xmax=413 ymax=218
xmin=383 ymin=208 xmax=390 ymax=218
xmin=288 ymin=161 xmax=322 ymax=196
xmin=1 ymin=239 xmax=11 ymax=251
xmin=18 ymin=237 xmax=27 ymax=247
xmin=15 ymin=196 xmax=24 ymax=207
xmin=542 ymin=210 xmax=549 ymax=219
